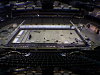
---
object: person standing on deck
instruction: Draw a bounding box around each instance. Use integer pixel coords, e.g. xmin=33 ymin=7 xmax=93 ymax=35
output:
xmin=29 ymin=34 xmax=32 ymax=40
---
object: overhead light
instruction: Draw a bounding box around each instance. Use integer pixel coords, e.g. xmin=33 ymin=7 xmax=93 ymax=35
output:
xmin=37 ymin=14 xmax=39 ymax=17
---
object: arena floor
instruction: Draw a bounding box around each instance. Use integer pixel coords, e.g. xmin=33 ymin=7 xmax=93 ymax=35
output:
xmin=12 ymin=29 xmax=84 ymax=45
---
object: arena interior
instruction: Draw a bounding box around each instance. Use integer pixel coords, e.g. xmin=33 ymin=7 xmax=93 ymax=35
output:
xmin=0 ymin=0 xmax=100 ymax=75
